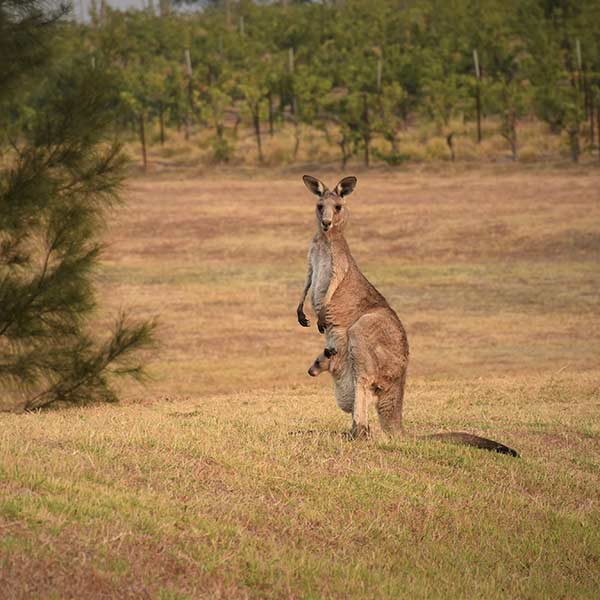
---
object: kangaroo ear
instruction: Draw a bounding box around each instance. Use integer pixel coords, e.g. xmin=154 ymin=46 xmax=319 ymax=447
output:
xmin=334 ymin=176 xmax=357 ymax=198
xmin=303 ymin=175 xmax=328 ymax=197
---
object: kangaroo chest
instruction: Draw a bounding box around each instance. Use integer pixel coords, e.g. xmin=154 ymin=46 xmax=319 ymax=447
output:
xmin=310 ymin=242 xmax=333 ymax=312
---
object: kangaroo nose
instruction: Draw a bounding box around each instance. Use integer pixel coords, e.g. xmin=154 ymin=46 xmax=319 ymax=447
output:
xmin=308 ymin=367 xmax=316 ymax=376
xmin=322 ymin=219 xmax=331 ymax=229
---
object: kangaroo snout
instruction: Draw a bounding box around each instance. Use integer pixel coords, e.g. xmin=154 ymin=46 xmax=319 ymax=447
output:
xmin=308 ymin=367 xmax=317 ymax=376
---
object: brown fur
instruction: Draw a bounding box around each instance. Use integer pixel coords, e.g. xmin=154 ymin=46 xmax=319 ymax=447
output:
xmin=307 ymin=347 xmax=519 ymax=457
xmin=299 ymin=175 xmax=518 ymax=457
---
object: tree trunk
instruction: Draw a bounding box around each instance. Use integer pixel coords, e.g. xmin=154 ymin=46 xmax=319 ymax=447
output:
xmin=139 ymin=113 xmax=147 ymax=172
xmin=253 ymin=108 xmax=263 ymax=164
xmin=598 ymin=105 xmax=600 ymax=162
xmin=289 ymin=47 xmax=297 ymax=116
xmin=502 ymin=116 xmax=517 ymax=161
xmin=268 ymin=91 xmax=274 ymax=137
xmin=279 ymin=83 xmax=285 ymax=115
xmin=582 ymin=73 xmax=589 ymax=121
xmin=475 ymin=83 xmax=482 ymax=143
xmin=188 ymin=78 xmax=194 ymax=114
xmin=390 ymin=131 xmax=399 ymax=156
xmin=362 ymin=93 xmax=370 ymax=167
xmin=589 ymin=93 xmax=595 ymax=147
xmin=293 ymin=119 xmax=301 ymax=160
xmin=159 ymin=102 xmax=165 ymax=145
xmin=568 ymin=127 xmax=579 ymax=162
xmin=446 ymin=132 xmax=455 ymax=161
xmin=401 ymin=105 xmax=409 ymax=130
xmin=510 ymin=124 xmax=517 ymax=161
xmin=339 ymin=136 xmax=350 ymax=169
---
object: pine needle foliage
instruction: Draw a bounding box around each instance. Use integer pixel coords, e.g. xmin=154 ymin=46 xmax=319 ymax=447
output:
xmin=0 ymin=0 xmax=157 ymax=411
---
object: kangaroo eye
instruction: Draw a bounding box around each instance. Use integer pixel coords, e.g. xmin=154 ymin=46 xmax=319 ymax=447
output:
xmin=315 ymin=359 xmax=320 ymax=366
xmin=335 ymin=205 xmax=342 ymax=212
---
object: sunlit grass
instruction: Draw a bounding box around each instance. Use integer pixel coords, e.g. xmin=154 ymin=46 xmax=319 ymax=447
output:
xmin=1 ymin=169 xmax=599 ymax=597
xmin=1 ymin=375 xmax=599 ymax=597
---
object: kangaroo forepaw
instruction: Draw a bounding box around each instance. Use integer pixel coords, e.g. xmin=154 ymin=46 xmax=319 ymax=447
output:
xmin=298 ymin=315 xmax=311 ymax=327
xmin=317 ymin=315 xmax=328 ymax=334
xmin=297 ymin=306 xmax=310 ymax=328
xmin=316 ymin=310 xmax=328 ymax=333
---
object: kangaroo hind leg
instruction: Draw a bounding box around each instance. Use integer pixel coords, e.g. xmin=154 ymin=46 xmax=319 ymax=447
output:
xmin=347 ymin=314 xmax=381 ymax=439
xmin=376 ymin=373 xmax=406 ymax=436
xmin=348 ymin=309 xmax=407 ymax=438
xmin=350 ymin=378 xmax=373 ymax=439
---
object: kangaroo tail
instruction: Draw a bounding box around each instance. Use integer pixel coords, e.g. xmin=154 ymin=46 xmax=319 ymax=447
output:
xmin=420 ymin=432 xmax=519 ymax=457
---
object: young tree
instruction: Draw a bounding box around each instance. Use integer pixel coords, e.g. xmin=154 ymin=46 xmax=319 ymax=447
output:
xmin=239 ymin=79 xmax=267 ymax=164
xmin=204 ymin=85 xmax=235 ymax=162
xmin=374 ymin=82 xmax=410 ymax=164
xmin=321 ymin=90 xmax=363 ymax=169
xmin=493 ymin=77 xmax=531 ymax=160
xmin=293 ymin=66 xmax=333 ymax=162
xmin=0 ymin=0 xmax=156 ymax=412
xmin=485 ymin=37 xmax=532 ymax=161
xmin=421 ymin=60 xmax=468 ymax=132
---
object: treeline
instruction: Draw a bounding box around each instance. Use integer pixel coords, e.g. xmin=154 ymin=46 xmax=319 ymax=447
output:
xmin=16 ymin=0 xmax=600 ymax=165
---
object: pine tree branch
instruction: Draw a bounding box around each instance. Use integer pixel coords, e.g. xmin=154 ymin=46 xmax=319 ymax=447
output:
xmin=24 ymin=316 xmax=157 ymax=411
xmin=0 ymin=245 xmax=99 ymax=341
xmin=0 ymin=234 xmax=59 ymax=338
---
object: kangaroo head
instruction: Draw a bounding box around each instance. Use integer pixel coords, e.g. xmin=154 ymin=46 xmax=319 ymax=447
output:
xmin=307 ymin=347 xmax=337 ymax=377
xmin=303 ymin=175 xmax=357 ymax=234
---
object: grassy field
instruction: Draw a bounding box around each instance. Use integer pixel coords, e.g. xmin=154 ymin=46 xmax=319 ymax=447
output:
xmin=1 ymin=166 xmax=599 ymax=598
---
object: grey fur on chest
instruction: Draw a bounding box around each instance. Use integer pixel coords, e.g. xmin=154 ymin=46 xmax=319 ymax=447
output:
xmin=310 ymin=243 xmax=333 ymax=312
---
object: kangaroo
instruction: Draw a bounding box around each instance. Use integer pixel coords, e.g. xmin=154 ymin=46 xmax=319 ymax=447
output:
xmin=307 ymin=347 xmax=338 ymax=378
xmin=298 ymin=175 xmax=518 ymax=456
xmin=307 ymin=347 xmax=519 ymax=456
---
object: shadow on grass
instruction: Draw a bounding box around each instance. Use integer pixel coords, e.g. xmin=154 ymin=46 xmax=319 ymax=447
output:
xmin=288 ymin=429 xmax=354 ymax=439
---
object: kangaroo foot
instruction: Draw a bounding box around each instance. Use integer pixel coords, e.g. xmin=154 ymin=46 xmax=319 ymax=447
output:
xmin=350 ymin=422 xmax=371 ymax=440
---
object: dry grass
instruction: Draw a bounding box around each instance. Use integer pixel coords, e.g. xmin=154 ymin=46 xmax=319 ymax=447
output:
xmin=128 ymin=117 xmax=599 ymax=170
xmin=1 ymin=167 xmax=600 ymax=598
